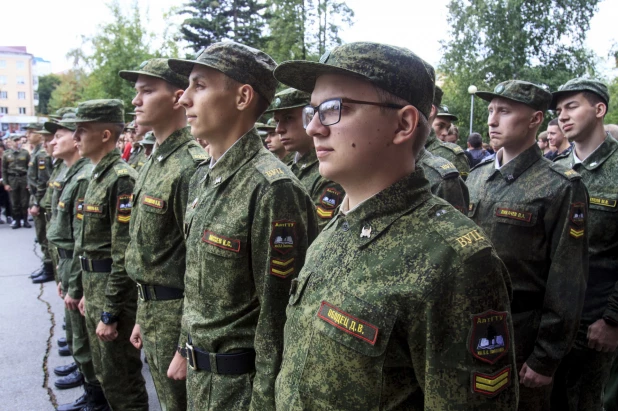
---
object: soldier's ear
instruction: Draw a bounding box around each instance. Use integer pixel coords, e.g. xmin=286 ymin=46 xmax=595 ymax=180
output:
xmin=529 ymin=111 xmax=544 ymax=129
xmin=393 ymin=105 xmax=419 ymax=146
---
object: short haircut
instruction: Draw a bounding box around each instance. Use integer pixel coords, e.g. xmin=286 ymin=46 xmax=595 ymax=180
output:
xmin=548 ymin=118 xmax=559 ymax=127
xmin=538 ymin=131 xmax=548 ymax=142
xmin=467 ymin=132 xmax=483 ymax=149
xmin=448 ymin=125 xmax=459 ymax=136
xmin=224 ymin=76 xmax=270 ymax=120
xmin=95 ymin=123 xmax=125 ymax=142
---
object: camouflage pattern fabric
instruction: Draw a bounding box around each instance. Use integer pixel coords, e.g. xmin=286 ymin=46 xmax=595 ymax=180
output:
xmin=553 ymin=134 xmax=618 ymax=411
xmin=127 ymin=145 xmax=144 ymax=169
xmin=181 ymin=130 xmax=318 ymax=411
xmin=425 ymin=131 xmax=470 ymax=179
xmin=66 ymin=99 xmax=125 ymax=124
xmin=550 ymin=77 xmax=610 ymax=110
xmin=289 ymin=149 xmax=345 ymax=231
xmin=75 ymin=149 xmax=147 ymax=410
xmin=130 ymin=149 xmax=148 ymax=173
xmin=119 ymin=58 xmax=190 ymax=89
xmin=467 ymin=144 xmax=588 ymax=397
xmin=264 ymin=88 xmax=311 ymax=114
xmin=42 ymin=159 xmax=66 ymax=282
xmin=2 ymin=148 xmax=30 ymax=221
xmin=46 ymin=157 xmax=96 ymax=383
xmin=275 ymin=168 xmax=518 ymax=410
xmin=476 ymin=80 xmax=553 ymax=112
xmin=27 ymin=143 xmax=52 ymax=264
xmin=417 ymin=147 xmax=469 ymax=213
xmin=125 ymin=127 xmax=206 ymax=410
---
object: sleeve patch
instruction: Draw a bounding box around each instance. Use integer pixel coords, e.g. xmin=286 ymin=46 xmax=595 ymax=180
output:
xmin=569 ymin=227 xmax=585 ymax=239
xmin=270 ymin=221 xmax=297 ymax=255
xmin=472 ymin=366 xmax=512 ymax=397
xmin=117 ymin=194 xmax=133 ymax=214
xmin=320 ymin=187 xmax=343 ymax=209
xmin=270 ymin=258 xmax=295 ymax=278
xmin=455 ymin=229 xmax=485 ymax=248
xmin=569 ymin=202 xmax=585 ymax=226
xmin=468 ymin=310 xmax=509 ymax=364
xmin=76 ymin=198 xmax=84 ymax=220
xmin=117 ymin=215 xmax=131 ymax=223
xmin=316 ymin=206 xmax=335 ymax=219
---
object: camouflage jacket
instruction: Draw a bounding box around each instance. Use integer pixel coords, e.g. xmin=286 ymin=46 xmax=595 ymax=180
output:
xmin=418 ymin=147 xmax=469 ymax=213
xmin=555 ymin=134 xmax=618 ymax=345
xmin=182 ymin=130 xmax=318 ymax=410
xmin=2 ymin=148 xmax=30 ymax=177
xmin=41 ymin=160 xmax=66 ymax=215
xmin=126 ymin=127 xmax=207 ymax=289
xmin=128 ymin=145 xmax=147 ymax=172
xmin=47 ymin=157 xmax=93 ymax=298
xmin=275 ymin=169 xmax=518 ymax=410
xmin=425 ymin=132 xmax=470 ymax=179
xmin=27 ymin=143 xmax=53 ymax=204
xmin=289 ymin=149 xmax=345 ymax=231
xmin=467 ymin=143 xmax=588 ymax=376
xmin=75 ymin=149 xmax=138 ymax=316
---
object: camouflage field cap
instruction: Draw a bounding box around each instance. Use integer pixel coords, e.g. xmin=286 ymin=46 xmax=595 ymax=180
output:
xmin=67 ymin=99 xmax=125 ymax=123
xmin=264 ymin=88 xmax=311 ymax=113
xmin=168 ymin=41 xmax=278 ymax=103
xmin=256 ymin=117 xmax=276 ymax=131
xmin=49 ymin=107 xmax=76 ymax=120
xmin=549 ymin=77 xmax=610 ymax=110
xmin=11 ymin=134 xmax=22 ymax=141
xmin=139 ymin=132 xmax=156 ymax=146
xmin=39 ymin=129 xmax=53 ymax=136
xmin=476 ymin=80 xmax=552 ymax=112
xmin=437 ymin=105 xmax=458 ymax=122
xmin=119 ymin=58 xmax=189 ymax=90
xmin=46 ymin=112 xmax=78 ymax=133
xmin=433 ymin=85 xmax=443 ymax=108
xmin=274 ymin=42 xmax=435 ymax=119
xmin=25 ymin=123 xmax=42 ymax=130
xmin=124 ymin=120 xmax=136 ymax=132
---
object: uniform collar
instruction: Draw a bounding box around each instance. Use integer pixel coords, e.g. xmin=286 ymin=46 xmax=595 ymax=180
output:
xmin=570 ymin=133 xmax=618 ymax=171
xmin=152 ymin=127 xmax=193 ymax=164
xmin=331 ymin=168 xmax=433 ymax=249
xmin=425 ymin=131 xmax=440 ymax=150
xmin=64 ymin=157 xmax=91 ymax=181
xmin=493 ymin=143 xmax=542 ymax=183
xmin=92 ymin=149 xmax=121 ymax=181
xmin=417 ymin=147 xmax=429 ymax=162
xmin=207 ymin=129 xmax=263 ymax=187
xmin=293 ymin=148 xmax=318 ymax=171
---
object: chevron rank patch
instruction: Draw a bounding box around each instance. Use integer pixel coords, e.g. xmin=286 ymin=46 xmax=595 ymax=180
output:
xmin=270 ymin=221 xmax=296 ymax=255
xmin=570 ymin=227 xmax=584 ymax=239
xmin=472 ymin=366 xmax=511 ymax=397
xmin=270 ymin=257 xmax=295 ymax=278
xmin=316 ymin=206 xmax=334 ymax=219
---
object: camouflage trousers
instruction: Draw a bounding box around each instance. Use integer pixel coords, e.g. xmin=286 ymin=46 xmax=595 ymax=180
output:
xmin=138 ymin=298 xmax=187 ymax=411
xmin=83 ymin=270 xmax=148 ymax=411
xmin=58 ymin=257 xmax=96 ymax=383
xmin=7 ymin=175 xmax=28 ymax=220
xmin=551 ymin=345 xmax=615 ymax=411
xmin=187 ymin=365 xmax=254 ymax=411
xmin=33 ymin=211 xmax=51 ymax=264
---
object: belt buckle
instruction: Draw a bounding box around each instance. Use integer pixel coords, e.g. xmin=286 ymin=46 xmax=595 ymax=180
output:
xmin=186 ymin=342 xmax=197 ymax=370
xmin=137 ymin=283 xmax=145 ymax=301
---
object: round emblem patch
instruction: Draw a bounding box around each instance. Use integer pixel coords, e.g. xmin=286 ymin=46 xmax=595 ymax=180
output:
xmin=274 ymin=98 xmax=281 ymax=108
xmin=139 ymin=60 xmax=149 ymax=69
xmin=494 ymin=84 xmax=505 ymax=94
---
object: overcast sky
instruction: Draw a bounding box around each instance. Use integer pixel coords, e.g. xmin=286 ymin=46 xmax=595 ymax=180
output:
xmin=2 ymin=0 xmax=616 ymax=76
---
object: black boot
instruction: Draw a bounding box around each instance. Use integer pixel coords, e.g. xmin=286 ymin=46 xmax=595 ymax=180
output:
xmin=58 ymin=336 xmax=68 ymax=347
xmin=58 ymin=344 xmax=71 ymax=356
xmin=81 ymin=383 xmax=111 ymax=411
xmin=54 ymin=369 xmax=84 ymax=389
xmin=56 ymin=390 xmax=89 ymax=411
xmin=22 ymin=219 xmax=32 ymax=228
xmin=54 ymin=362 xmax=78 ymax=376
xmin=11 ymin=219 xmax=21 ymax=229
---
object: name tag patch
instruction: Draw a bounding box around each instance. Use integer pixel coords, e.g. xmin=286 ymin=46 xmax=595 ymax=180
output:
xmin=469 ymin=310 xmax=509 ymax=364
xmin=58 ymin=201 xmax=65 ymax=210
xmin=202 ymin=230 xmax=240 ymax=253
xmin=495 ymin=207 xmax=532 ymax=222
xmin=117 ymin=194 xmax=132 ymax=213
xmin=143 ymin=195 xmax=165 ymax=209
xmin=85 ymin=204 xmax=102 ymax=214
xmin=590 ymin=197 xmax=617 ymax=208
xmin=472 ymin=366 xmax=512 ymax=397
xmin=270 ymin=220 xmax=296 ymax=255
xmin=317 ymin=301 xmax=379 ymax=345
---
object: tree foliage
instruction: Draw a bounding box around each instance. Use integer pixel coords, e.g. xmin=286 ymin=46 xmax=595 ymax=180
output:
xmin=48 ymin=70 xmax=87 ymax=113
xmin=439 ymin=0 xmax=600 ymax=144
xmin=37 ymin=74 xmax=61 ymax=115
xmin=606 ymin=75 xmax=618 ymax=125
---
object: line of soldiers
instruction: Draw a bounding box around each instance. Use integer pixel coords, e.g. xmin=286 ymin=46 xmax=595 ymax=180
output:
xmin=27 ymin=39 xmax=616 ymax=411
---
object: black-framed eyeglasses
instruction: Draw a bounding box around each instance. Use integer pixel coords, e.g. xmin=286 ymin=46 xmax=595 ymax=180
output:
xmin=302 ymin=98 xmax=405 ymax=129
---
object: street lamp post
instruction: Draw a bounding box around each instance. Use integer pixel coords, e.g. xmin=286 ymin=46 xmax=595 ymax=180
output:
xmin=468 ymin=85 xmax=477 ymax=135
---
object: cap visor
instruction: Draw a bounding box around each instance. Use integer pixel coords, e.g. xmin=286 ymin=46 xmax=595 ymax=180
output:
xmin=168 ymin=59 xmax=197 ymax=77
xmin=264 ymin=102 xmax=308 ymax=114
xmin=274 ymin=60 xmax=373 ymax=94
xmin=549 ymin=90 xmax=579 ymax=110
xmin=437 ymin=114 xmax=458 ymax=122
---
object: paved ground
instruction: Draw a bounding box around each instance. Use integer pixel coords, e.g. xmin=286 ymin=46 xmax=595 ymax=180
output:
xmin=0 ymin=221 xmax=161 ymax=410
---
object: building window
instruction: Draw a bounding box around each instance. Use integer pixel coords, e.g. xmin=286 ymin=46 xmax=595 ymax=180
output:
xmin=17 ymin=76 xmax=25 ymax=85
xmin=0 ymin=75 xmax=6 ymax=85
xmin=19 ymin=107 xmax=27 ymax=114
xmin=0 ymin=60 xmax=6 ymax=68
xmin=0 ymin=91 xmax=7 ymax=99
xmin=0 ymin=107 xmax=8 ymax=114
xmin=18 ymin=91 xmax=26 ymax=100
xmin=16 ymin=61 xmax=25 ymax=70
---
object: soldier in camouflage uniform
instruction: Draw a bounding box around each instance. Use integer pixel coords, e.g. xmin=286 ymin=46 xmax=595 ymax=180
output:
xmin=120 ymin=58 xmax=206 ymax=411
xmin=417 ymin=147 xmax=469 ymax=212
xmin=138 ymin=132 xmax=155 ymax=158
xmin=467 ymin=80 xmax=589 ymax=410
xmin=425 ymin=86 xmax=470 ymax=179
xmin=265 ymin=87 xmax=345 ymax=231
xmin=2 ymin=135 xmax=31 ymax=228
xmin=71 ymin=99 xmax=148 ymax=411
xmin=273 ymin=41 xmax=518 ymax=410
xmin=258 ymin=118 xmax=293 ymax=163
xmin=167 ymin=41 xmax=318 ymax=410
xmin=26 ymin=124 xmax=55 ymax=282
xmin=545 ymin=79 xmax=618 ymax=411
xmin=44 ymin=117 xmax=106 ymax=411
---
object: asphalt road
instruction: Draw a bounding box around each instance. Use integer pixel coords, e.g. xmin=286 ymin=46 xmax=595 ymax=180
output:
xmin=0 ymin=221 xmax=161 ymax=410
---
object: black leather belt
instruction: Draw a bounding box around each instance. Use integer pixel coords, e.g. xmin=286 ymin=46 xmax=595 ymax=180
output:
xmin=80 ymin=257 xmax=113 ymax=272
xmin=180 ymin=340 xmax=255 ymax=374
xmin=137 ymin=283 xmax=184 ymax=301
xmin=57 ymin=248 xmax=74 ymax=259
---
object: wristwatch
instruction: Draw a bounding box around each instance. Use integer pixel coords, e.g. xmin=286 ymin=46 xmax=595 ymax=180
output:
xmin=100 ymin=312 xmax=119 ymax=325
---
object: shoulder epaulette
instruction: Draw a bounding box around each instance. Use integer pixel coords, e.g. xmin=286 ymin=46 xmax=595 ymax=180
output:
xmin=549 ymin=161 xmax=581 ymax=181
xmin=471 ymin=155 xmax=494 ymax=171
xmin=187 ymin=143 xmax=210 ymax=163
xmin=423 ymin=155 xmax=460 ymax=179
xmin=113 ymin=163 xmax=137 ymax=178
xmin=255 ymin=156 xmax=293 ymax=184
xmin=442 ymin=142 xmax=465 ymax=155
xmin=76 ymin=165 xmax=94 ymax=181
